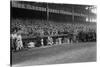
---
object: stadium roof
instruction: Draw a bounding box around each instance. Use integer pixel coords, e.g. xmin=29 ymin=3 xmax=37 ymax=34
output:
xmin=11 ymin=1 xmax=96 ymax=18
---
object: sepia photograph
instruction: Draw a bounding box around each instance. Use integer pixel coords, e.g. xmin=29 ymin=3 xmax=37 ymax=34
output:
xmin=10 ymin=0 xmax=97 ymax=67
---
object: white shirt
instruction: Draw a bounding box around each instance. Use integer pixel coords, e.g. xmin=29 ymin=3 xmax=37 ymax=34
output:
xmin=11 ymin=34 xmax=17 ymax=39
xmin=16 ymin=35 xmax=22 ymax=41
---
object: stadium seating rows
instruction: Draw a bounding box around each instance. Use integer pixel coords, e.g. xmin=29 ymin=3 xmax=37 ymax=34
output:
xmin=11 ymin=19 xmax=96 ymax=39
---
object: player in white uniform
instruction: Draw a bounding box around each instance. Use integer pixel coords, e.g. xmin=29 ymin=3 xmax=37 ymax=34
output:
xmin=58 ymin=38 xmax=62 ymax=44
xmin=11 ymin=33 xmax=17 ymax=51
xmin=47 ymin=36 xmax=53 ymax=46
xmin=41 ymin=38 xmax=44 ymax=46
xmin=16 ymin=34 xmax=23 ymax=50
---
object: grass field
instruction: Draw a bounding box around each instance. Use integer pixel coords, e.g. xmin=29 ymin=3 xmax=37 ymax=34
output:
xmin=11 ymin=42 xmax=96 ymax=67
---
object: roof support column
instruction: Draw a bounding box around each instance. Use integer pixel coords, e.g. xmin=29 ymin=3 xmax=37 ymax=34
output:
xmin=47 ymin=3 xmax=49 ymax=22
xmin=72 ymin=6 xmax=74 ymax=22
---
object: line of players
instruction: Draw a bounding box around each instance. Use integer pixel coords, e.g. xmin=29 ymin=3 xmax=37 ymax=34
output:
xmin=11 ymin=32 xmax=72 ymax=51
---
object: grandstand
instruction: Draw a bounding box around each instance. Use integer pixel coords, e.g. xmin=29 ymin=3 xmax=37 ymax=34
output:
xmin=10 ymin=1 xmax=96 ymax=41
xmin=11 ymin=1 xmax=96 ymax=22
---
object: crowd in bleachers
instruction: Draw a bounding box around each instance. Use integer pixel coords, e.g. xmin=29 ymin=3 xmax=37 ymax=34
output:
xmin=10 ymin=19 xmax=96 ymax=51
xmin=11 ymin=19 xmax=96 ymax=36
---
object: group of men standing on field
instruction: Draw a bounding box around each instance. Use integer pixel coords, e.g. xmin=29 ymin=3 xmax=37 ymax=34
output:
xmin=11 ymin=30 xmax=23 ymax=51
xmin=11 ymin=29 xmax=75 ymax=52
xmin=11 ymin=35 xmax=73 ymax=51
xmin=33 ymin=36 xmax=73 ymax=47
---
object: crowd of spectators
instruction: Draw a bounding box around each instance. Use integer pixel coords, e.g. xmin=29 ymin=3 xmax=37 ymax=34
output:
xmin=11 ymin=19 xmax=96 ymax=36
xmin=10 ymin=19 xmax=96 ymax=50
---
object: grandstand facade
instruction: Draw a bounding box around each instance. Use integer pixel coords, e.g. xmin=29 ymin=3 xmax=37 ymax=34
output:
xmin=11 ymin=1 xmax=96 ymax=23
